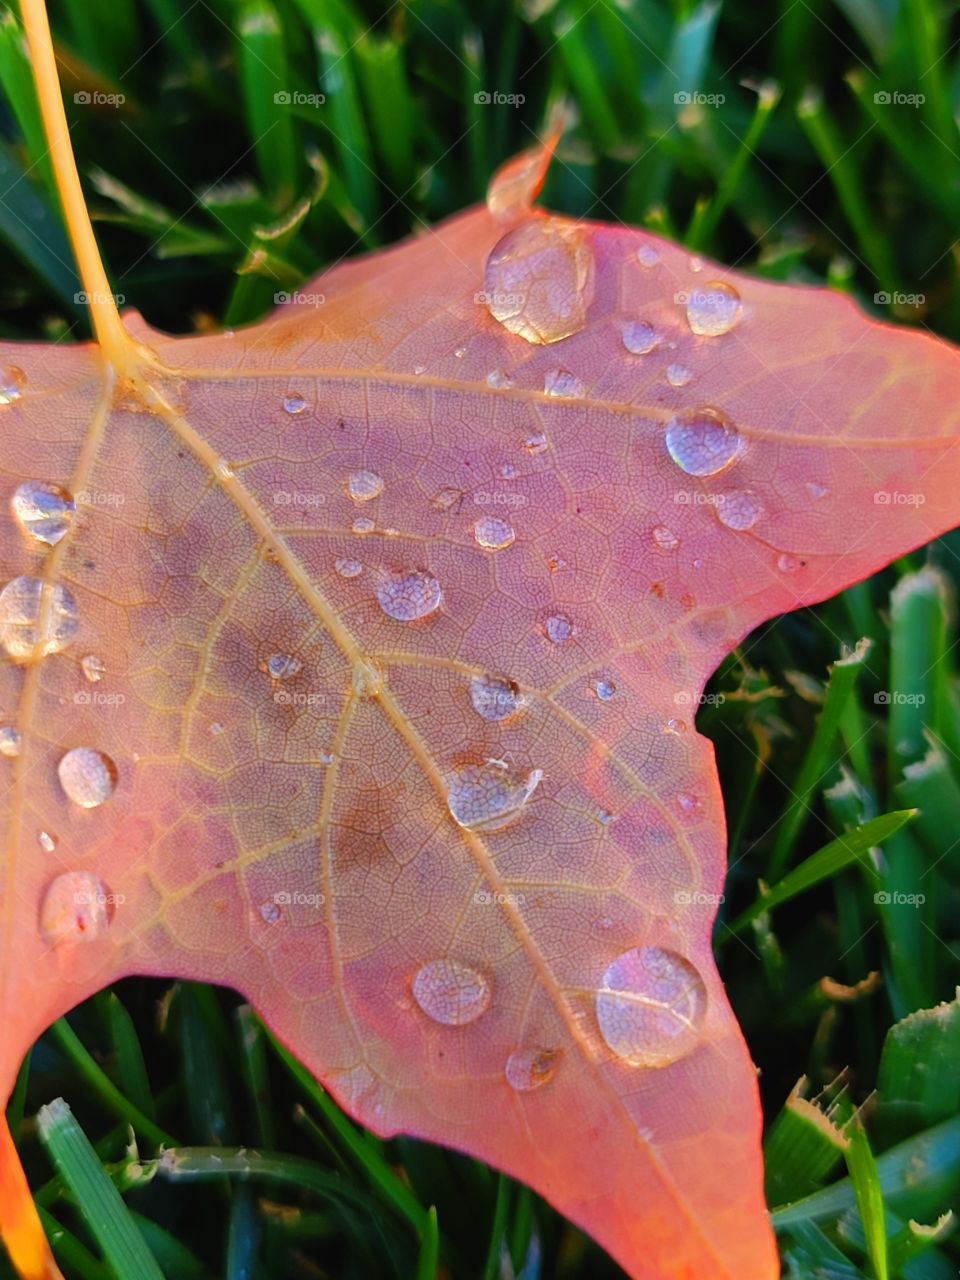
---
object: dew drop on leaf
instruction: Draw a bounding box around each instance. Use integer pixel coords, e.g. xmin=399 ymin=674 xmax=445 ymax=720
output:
xmin=505 ymin=1047 xmax=563 ymax=1092
xmin=0 ymin=366 xmax=25 ymax=405
xmin=57 ymin=747 xmax=118 ymax=808
xmin=262 ymin=653 xmax=302 ymax=680
xmin=446 ymin=759 xmax=543 ymax=832
xmin=636 ymin=245 xmax=660 ymax=267
xmin=666 ymin=363 xmax=692 ymax=387
xmin=352 ymin=517 xmax=375 ymax=535
xmin=652 ymin=525 xmax=680 ymax=551
xmin=685 ymin=281 xmax=742 ymax=337
xmin=335 ymin=557 xmax=362 ymax=578
xmin=0 ymin=726 xmax=20 ymax=758
xmin=778 ymin=553 xmax=803 ymax=573
xmin=487 ymin=370 xmax=514 ymax=390
xmin=665 ymin=717 xmax=687 ymax=734
xmin=38 ymin=831 xmax=57 ymax=853
xmin=676 ymin=792 xmax=702 ymax=816
xmin=11 ymin=481 xmax=76 ymax=546
xmin=39 ymin=871 xmax=114 ymax=945
xmin=81 ymin=654 xmax=106 ymax=682
xmin=544 ymin=368 xmax=585 ymax=398
xmin=375 ymin=570 xmax=442 ymax=622
xmin=474 ymin=515 xmax=515 ymax=550
xmin=347 ymin=470 xmax=384 ymax=501
xmin=596 ymin=945 xmax=707 ymax=1067
xmin=412 ymin=958 xmax=491 ymax=1026
xmin=716 ymin=491 xmax=762 ymax=531
xmin=0 ymin=576 xmax=79 ymax=663
xmin=621 ymin=321 xmax=660 ymax=355
xmin=499 ymin=463 xmax=518 ymax=480
xmin=282 ymin=393 xmax=308 ymax=416
xmin=483 ymin=217 xmax=594 ymax=345
xmin=260 ymin=900 xmax=281 ymax=924
xmin=545 ymin=614 xmax=573 ymax=644
xmin=523 ymin=431 xmax=548 ymax=455
xmin=594 ymin=677 xmax=617 ymax=701
xmin=469 ymin=673 xmax=525 ymax=722
xmin=665 ymin=408 xmax=743 ymax=477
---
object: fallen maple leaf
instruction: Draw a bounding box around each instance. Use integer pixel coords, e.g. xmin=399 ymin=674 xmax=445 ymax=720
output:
xmin=2 ymin=7 xmax=959 ymax=1279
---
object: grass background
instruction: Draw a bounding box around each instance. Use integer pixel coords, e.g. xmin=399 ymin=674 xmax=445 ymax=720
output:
xmin=2 ymin=0 xmax=960 ymax=1277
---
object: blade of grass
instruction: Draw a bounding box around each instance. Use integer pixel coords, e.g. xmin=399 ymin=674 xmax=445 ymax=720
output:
xmin=844 ymin=1115 xmax=889 ymax=1280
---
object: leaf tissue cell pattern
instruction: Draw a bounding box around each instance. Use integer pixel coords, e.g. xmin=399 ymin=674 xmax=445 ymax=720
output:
xmin=1 ymin=108 xmax=960 ymax=1280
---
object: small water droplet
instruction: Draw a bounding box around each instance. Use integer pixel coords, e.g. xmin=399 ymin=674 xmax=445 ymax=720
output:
xmin=544 ymin=368 xmax=585 ymax=398
xmin=0 ymin=576 xmax=79 ymax=663
xmin=636 ymin=246 xmax=660 ymax=268
xmin=596 ymin=945 xmax=707 ymax=1067
xmin=412 ymin=958 xmax=491 ymax=1025
xmin=454 ymin=346 xmax=467 ymax=358
xmin=689 ymin=256 xmax=704 ymax=273
xmin=499 ymin=463 xmax=518 ymax=480
xmin=0 ymin=726 xmax=20 ymax=758
xmin=685 ymin=281 xmax=742 ymax=337
xmin=523 ymin=432 xmax=548 ymax=455
xmin=716 ymin=491 xmax=761 ymax=531
xmin=470 ymin=674 xmax=525 ymax=722
xmin=545 ymin=614 xmax=573 ymax=644
xmin=352 ymin=517 xmax=375 ymax=535
xmin=546 ymin=554 xmax=566 ymax=573
xmin=81 ymin=654 xmax=106 ymax=682
xmin=666 ymin=363 xmax=692 ymax=387
xmin=665 ymin=407 xmax=742 ymax=477
xmin=806 ymin=481 xmax=828 ymax=500
xmin=652 ymin=525 xmax=680 ymax=552
xmin=352 ymin=658 xmax=382 ymax=697
xmin=596 ymin=807 xmax=615 ymax=826
xmin=665 ymin=717 xmax=687 ymax=734
xmin=347 ymin=470 xmax=384 ymax=502
xmin=447 ymin=759 xmax=542 ymax=832
xmin=483 ymin=217 xmax=594 ymax=345
xmin=777 ymin=552 xmax=803 ymax=573
xmin=413 ymin=363 xmax=426 ymax=375
xmin=39 ymin=871 xmax=114 ymax=945
xmin=0 ymin=367 xmax=26 ymax=405
xmin=57 ymin=747 xmax=118 ymax=808
xmin=11 ymin=482 xmax=76 ymax=546
xmin=319 ymin=751 xmax=335 ymax=765
xmin=505 ymin=1047 xmax=562 ymax=1092
xmin=210 ymin=722 xmax=224 ymax=735
xmin=376 ymin=570 xmax=442 ymax=622
xmin=260 ymin=900 xmax=281 ymax=924
xmin=474 ymin=515 xmax=515 ymax=550
xmin=487 ymin=370 xmax=514 ymax=390
xmin=335 ymin=557 xmax=362 ymax=578
xmin=282 ymin=393 xmax=308 ymax=416
xmin=263 ymin=653 xmax=301 ymax=680
xmin=595 ymin=677 xmax=616 ymax=701
xmin=621 ymin=320 xmax=660 ymax=355
xmin=676 ymin=792 xmax=702 ymax=816
xmin=38 ymin=830 xmax=57 ymax=853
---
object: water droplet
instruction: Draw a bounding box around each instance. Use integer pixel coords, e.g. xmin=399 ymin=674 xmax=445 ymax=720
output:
xmin=595 ymin=677 xmax=616 ymax=701
xmin=0 ymin=576 xmax=79 ymax=663
xmin=38 ymin=830 xmax=57 ymax=853
xmin=544 ymin=368 xmax=585 ymax=398
xmin=505 ymin=1047 xmax=562 ymax=1092
xmin=263 ymin=653 xmax=301 ymax=680
xmin=546 ymin=554 xmax=566 ymax=573
xmin=689 ymin=256 xmax=704 ymax=273
xmin=666 ymin=363 xmax=692 ymax=387
xmin=652 ymin=525 xmax=680 ymax=551
xmin=347 ymin=470 xmax=384 ymax=502
xmin=454 ymin=346 xmax=467 ymax=358
xmin=81 ymin=654 xmax=106 ymax=682
xmin=676 ymin=792 xmax=702 ymax=816
xmin=545 ymin=614 xmax=573 ymax=644
xmin=0 ymin=367 xmax=26 ymax=405
xmin=499 ymin=463 xmax=518 ymax=480
xmin=446 ymin=759 xmax=542 ymax=832
xmin=282 ymin=393 xmax=308 ymax=416
xmin=376 ymin=570 xmax=442 ymax=622
xmin=11 ymin=482 xmax=76 ymax=547
xmin=621 ymin=321 xmax=660 ymax=355
xmin=636 ymin=246 xmax=660 ymax=268
xmin=778 ymin=552 xmax=803 ymax=573
xmin=413 ymin=363 xmax=426 ymax=375
xmin=523 ymin=432 xmax=548 ymax=455
xmin=352 ymin=517 xmax=375 ymax=535
xmin=412 ymin=958 xmax=491 ymax=1026
xmin=483 ymin=218 xmax=594 ymax=345
xmin=39 ymin=871 xmax=114 ymax=945
xmin=352 ymin=658 xmax=382 ymax=698
xmin=665 ymin=408 xmax=742 ymax=477
xmin=474 ymin=515 xmax=515 ymax=550
xmin=487 ymin=370 xmax=514 ymax=390
xmin=57 ymin=747 xmax=118 ymax=808
xmin=685 ymin=281 xmax=742 ymax=337
xmin=470 ymin=674 xmax=525 ymax=722
xmin=335 ymin=557 xmax=362 ymax=578
xmin=806 ymin=481 xmax=828 ymax=500
xmin=596 ymin=945 xmax=707 ymax=1067
xmin=0 ymin=726 xmax=20 ymax=758
xmin=665 ymin=717 xmax=687 ymax=734
xmin=716 ymin=491 xmax=761 ymax=531
xmin=260 ymin=900 xmax=281 ymax=924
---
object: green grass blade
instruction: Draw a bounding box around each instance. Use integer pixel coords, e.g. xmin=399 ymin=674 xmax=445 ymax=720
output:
xmin=237 ymin=0 xmax=299 ymax=202
xmin=415 ymin=1205 xmax=439 ymax=1280
xmin=844 ymin=1116 xmax=889 ymax=1280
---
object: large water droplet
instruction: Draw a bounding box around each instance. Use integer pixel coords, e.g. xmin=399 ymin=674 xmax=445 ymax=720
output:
xmin=544 ymin=368 xmax=585 ymax=398
xmin=282 ymin=393 xmax=308 ymax=416
xmin=81 ymin=654 xmax=106 ymax=683
xmin=40 ymin=871 xmax=114 ymax=945
xmin=717 ymin=490 xmax=761 ymax=531
xmin=666 ymin=363 xmax=692 ymax=387
xmin=596 ymin=945 xmax=707 ymax=1067
xmin=376 ymin=570 xmax=442 ymax=622
xmin=505 ymin=1047 xmax=562 ymax=1092
xmin=347 ymin=470 xmax=384 ymax=502
xmin=447 ymin=759 xmax=542 ymax=832
xmin=11 ymin=482 xmax=76 ymax=546
xmin=621 ymin=321 xmax=660 ymax=355
xmin=412 ymin=958 xmax=491 ymax=1025
xmin=545 ymin=614 xmax=573 ymax=644
xmin=0 ymin=576 xmax=79 ymax=663
xmin=483 ymin=218 xmax=594 ymax=345
xmin=57 ymin=747 xmax=118 ymax=808
xmin=652 ymin=525 xmax=680 ymax=552
xmin=665 ymin=408 xmax=742 ymax=477
xmin=474 ymin=515 xmax=515 ymax=551
xmin=335 ymin=557 xmax=362 ymax=578
xmin=0 ymin=367 xmax=25 ymax=405
xmin=0 ymin=726 xmax=21 ymax=758
xmin=685 ymin=281 xmax=742 ymax=337
xmin=470 ymin=674 xmax=525 ymax=722
xmin=263 ymin=653 xmax=301 ymax=680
